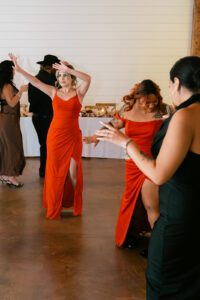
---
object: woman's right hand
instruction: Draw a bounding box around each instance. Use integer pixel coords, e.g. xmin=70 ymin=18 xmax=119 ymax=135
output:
xmin=83 ymin=135 xmax=100 ymax=147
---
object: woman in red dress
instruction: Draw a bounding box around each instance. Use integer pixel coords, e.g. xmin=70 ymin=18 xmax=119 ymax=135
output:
xmin=85 ymin=80 xmax=168 ymax=249
xmin=10 ymin=54 xmax=91 ymax=219
xmin=95 ymin=56 xmax=200 ymax=299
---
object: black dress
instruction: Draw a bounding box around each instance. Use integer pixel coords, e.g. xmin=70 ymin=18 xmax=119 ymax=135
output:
xmin=147 ymin=94 xmax=200 ymax=299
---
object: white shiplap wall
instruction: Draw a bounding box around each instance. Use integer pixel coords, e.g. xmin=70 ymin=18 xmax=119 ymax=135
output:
xmin=0 ymin=0 xmax=193 ymax=107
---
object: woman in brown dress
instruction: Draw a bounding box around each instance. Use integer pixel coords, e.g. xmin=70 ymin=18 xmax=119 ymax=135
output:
xmin=0 ymin=60 xmax=27 ymax=187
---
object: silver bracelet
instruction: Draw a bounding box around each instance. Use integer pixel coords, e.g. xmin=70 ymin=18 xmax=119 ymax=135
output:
xmin=122 ymin=138 xmax=132 ymax=153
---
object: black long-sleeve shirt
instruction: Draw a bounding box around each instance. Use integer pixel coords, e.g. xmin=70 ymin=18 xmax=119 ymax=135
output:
xmin=28 ymin=70 xmax=56 ymax=117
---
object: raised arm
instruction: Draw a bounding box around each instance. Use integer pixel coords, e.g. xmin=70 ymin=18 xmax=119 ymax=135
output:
xmin=96 ymin=109 xmax=193 ymax=185
xmin=9 ymin=53 xmax=56 ymax=99
xmin=53 ymin=62 xmax=91 ymax=103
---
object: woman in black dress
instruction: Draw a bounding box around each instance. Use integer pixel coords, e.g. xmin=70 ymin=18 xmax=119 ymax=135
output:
xmin=95 ymin=56 xmax=200 ymax=299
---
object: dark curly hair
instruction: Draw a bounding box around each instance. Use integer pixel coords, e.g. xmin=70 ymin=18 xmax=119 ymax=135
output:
xmin=0 ymin=60 xmax=14 ymax=95
xmin=123 ymin=79 xmax=165 ymax=113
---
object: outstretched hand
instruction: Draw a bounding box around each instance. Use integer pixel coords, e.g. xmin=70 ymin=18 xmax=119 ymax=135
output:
xmin=95 ymin=122 xmax=128 ymax=147
xmin=83 ymin=136 xmax=100 ymax=148
xmin=8 ymin=53 xmax=22 ymax=72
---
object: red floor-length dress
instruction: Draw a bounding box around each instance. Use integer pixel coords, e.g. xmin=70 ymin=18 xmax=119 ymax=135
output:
xmin=115 ymin=112 xmax=163 ymax=246
xmin=43 ymin=93 xmax=83 ymax=219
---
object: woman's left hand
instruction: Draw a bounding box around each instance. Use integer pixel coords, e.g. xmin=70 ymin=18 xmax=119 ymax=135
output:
xmin=95 ymin=122 xmax=128 ymax=147
xmin=8 ymin=53 xmax=22 ymax=72
xmin=53 ymin=61 xmax=69 ymax=72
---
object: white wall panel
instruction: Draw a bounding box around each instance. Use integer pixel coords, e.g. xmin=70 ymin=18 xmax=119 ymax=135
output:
xmin=0 ymin=0 xmax=193 ymax=106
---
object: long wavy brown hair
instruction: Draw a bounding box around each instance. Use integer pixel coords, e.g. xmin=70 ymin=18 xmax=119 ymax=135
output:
xmin=123 ymin=79 xmax=165 ymax=113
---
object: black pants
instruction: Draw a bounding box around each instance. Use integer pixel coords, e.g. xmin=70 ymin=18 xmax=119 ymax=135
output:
xmin=32 ymin=115 xmax=52 ymax=176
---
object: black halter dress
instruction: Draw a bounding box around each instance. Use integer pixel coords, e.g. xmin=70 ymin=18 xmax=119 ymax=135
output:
xmin=147 ymin=94 xmax=200 ymax=299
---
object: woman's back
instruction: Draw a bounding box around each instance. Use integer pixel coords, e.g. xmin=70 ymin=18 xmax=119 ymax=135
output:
xmin=0 ymin=85 xmax=20 ymax=117
xmin=186 ymin=102 xmax=200 ymax=154
xmin=151 ymin=94 xmax=200 ymax=220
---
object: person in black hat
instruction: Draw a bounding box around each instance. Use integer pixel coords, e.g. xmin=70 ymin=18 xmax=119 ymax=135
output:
xmin=28 ymin=54 xmax=60 ymax=177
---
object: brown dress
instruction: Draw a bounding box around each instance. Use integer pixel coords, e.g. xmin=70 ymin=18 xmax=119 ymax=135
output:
xmin=0 ymin=85 xmax=25 ymax=176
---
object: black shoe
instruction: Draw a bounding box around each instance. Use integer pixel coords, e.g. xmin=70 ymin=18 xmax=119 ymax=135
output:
xmin=122 ymin=236 xmax=140 ymax=249
xmin=39 ymin=169 xmax=45 ymax=178
xmin=140 ymin=248 xmax=148 ymax=258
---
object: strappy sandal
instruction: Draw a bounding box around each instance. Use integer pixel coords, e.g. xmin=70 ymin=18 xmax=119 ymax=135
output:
xmin=0 ymin=176 xmax=10 ymax=184
xmin=6 ymin=180 xmax=24 ymax=188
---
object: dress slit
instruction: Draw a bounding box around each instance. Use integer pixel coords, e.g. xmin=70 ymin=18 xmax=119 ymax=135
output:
xmin=115 ymin=162 xmax=148 ymax=246
xmin=62 ymin=154 xmax=83 ymax=216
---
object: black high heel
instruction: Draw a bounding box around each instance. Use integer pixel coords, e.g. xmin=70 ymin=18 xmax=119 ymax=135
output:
xmin=122 ymin=236 xmax=140 ymax=249
xmin=140 ymin=248 xmax=148 ymax=258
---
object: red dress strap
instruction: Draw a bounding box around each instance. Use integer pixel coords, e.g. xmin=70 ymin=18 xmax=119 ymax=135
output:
xmin=115 ymin=110 xmax=126 ymax=122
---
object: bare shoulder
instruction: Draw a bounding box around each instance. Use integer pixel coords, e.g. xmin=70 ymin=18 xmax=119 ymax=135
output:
xmin=187 ymin=102 xmax=200 ymax=115
xmin=2 ymin=83 xmax=13 ymax=96
xmin=186 ymin=103 xmax=200 ymax=129
xmin=175 ymin=104 xmax=199 ymax=120
xmin=169 ymin=107 xmax=194 ymax=131
xmin=3 ymin=83 xmax=13 ymax=91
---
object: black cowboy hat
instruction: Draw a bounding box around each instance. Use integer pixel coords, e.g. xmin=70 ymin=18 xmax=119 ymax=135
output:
xmin=37 ymin=55 xmax=60 ymax=66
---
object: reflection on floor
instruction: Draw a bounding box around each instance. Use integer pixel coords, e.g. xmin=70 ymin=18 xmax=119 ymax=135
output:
xmin=0 ymin=158 xmax=147 ymax=300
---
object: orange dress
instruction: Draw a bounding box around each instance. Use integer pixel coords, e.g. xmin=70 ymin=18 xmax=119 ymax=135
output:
xmin=115 ymin=112 xmax=163 ymax=246
xmin=43 ymin=93 xmax=83 ymax=219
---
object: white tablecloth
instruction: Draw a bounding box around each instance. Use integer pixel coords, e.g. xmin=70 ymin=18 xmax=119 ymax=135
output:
xmin=20 ymin=117 xmax=125 ymax=159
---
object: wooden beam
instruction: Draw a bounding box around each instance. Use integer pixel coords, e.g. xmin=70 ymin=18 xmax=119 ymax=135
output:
xmin=191 ymin=0 xmax=200 ymax=56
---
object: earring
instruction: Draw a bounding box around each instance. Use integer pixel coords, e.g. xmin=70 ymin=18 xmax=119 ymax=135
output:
xmin=55 ymin=81 xmax=61 ymax=88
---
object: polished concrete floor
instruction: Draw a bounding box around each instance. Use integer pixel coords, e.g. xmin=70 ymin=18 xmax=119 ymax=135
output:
xmin=0 ymin=158 xmax=147 ymax=300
